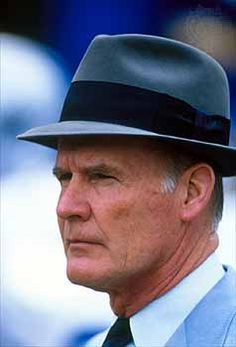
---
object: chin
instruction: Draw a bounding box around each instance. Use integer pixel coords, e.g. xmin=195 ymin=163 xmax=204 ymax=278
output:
xmin=67 ymin=270 xmax=110 ymax=292
xmin=66 ymin=258 xmax=113 ymax=292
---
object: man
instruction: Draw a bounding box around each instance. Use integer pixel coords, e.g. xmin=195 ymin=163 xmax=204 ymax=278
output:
xmin=18 ymin=34 xmax=235 ymax=346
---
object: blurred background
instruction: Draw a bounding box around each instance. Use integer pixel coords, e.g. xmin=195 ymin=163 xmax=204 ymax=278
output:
xmin=1 ymin=0 xmax=235 ymax=346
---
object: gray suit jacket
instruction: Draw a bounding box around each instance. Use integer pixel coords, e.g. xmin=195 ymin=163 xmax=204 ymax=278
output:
xmin=166 ymin=266 xmax=236 ymax=347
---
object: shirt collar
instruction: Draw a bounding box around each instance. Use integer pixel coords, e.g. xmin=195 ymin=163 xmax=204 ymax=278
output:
xmin=130 ymin=253 xmax=224 ymax=347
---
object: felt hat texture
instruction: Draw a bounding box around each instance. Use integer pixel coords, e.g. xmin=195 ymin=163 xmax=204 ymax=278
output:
xmin=17 ymin=34 xmax=236 ymax=176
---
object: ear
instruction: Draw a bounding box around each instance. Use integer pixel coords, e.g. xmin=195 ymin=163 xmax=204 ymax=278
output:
xmin=179 ymin=163 xmax=215 ymax=222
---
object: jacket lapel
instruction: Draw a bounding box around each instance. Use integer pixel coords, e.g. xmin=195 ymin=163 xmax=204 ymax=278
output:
xmin=166 ymin=266 xmax=236 ymax=347
xmin=165 ymin=323 xmax=187 ymax=347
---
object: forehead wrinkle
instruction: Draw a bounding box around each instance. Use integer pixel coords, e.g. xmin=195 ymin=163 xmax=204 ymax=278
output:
xmin=55 ymin=147 xmax=125 ymax=177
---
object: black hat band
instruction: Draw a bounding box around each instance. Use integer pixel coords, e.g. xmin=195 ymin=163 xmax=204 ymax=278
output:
xmin=60 ymin=81 xmax=230 ymax=146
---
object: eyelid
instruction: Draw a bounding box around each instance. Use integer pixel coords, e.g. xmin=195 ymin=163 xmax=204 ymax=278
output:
xmin=61 ymin=173 xmax=72 ymax=181
xmin=89 ymin=171 xmax=115 ymax=179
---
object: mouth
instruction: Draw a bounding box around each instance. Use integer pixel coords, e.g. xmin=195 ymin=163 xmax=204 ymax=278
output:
xmin=67 ymin=238 xmax=99 ymax=243
xmin=66 ymin=239 xmax=102 ymax=248
xmin=65 ymin=240 xmax=103 ymax=256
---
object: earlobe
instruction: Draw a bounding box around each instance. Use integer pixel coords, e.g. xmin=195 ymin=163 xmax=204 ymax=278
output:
xmin=180 ymin=164 xmax=215 ymax=222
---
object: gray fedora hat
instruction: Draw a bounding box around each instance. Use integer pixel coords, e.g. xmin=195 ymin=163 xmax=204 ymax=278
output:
xmin=17 ymin=34 xmax=236 ymax=176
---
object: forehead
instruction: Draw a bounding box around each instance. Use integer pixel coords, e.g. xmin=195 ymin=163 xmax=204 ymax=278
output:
xmin=56 ymin=136 xmax=167 ymax=171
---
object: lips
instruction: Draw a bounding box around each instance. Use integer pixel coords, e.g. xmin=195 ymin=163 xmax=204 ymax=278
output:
xmin=66 ymin=238 xmax=102 ymax=247
xmin=65 ymin=239 xmax=103 ymax=254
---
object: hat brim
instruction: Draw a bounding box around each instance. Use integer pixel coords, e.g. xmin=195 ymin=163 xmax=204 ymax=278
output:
xmin=17 ymin=120 xmax=236 ymax=177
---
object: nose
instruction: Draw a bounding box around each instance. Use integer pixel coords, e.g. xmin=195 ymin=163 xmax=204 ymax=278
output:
xmin=56 ymin=180 xmax=91 ymax=222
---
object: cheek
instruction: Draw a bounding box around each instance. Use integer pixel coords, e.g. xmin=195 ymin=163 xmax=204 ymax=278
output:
xmin=109 ymin=199 xmax=134 ymax=221
xmin=147 ymin=190 xmax=176 ymax=222
xmin=92 ymin=187 xmax=135 ymax=223
xmin=93 ymin=191 xmax=151 ymax=254
xmin=92 ymin=191 xmax=139 ymax=254
xmin=126 ymin=193 xmax=176 ymax=252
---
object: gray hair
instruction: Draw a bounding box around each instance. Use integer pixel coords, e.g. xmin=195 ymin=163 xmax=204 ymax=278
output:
xmin=158 ymin=147 xmax=224 ymax=230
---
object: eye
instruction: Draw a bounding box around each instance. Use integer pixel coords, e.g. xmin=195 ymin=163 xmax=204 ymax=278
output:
xmin=90 ymin=172 xmax=115 ymax=181
xmin=56 ymin=172 xmax=72 ymax=186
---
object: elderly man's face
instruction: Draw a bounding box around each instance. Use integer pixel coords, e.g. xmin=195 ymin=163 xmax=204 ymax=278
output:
xmin=54 ymin=137 xmax=180 ymax=292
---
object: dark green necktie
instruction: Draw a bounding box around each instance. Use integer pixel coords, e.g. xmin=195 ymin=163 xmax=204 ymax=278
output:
xmin=102 ymin=317 xmax=134 ymax=347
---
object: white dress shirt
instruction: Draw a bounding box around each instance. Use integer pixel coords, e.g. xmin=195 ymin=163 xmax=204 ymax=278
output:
xmin=86 ymin=253 xmax=224 ymax=346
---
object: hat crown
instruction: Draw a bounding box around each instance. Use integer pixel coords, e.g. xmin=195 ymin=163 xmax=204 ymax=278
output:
xmin=73 ymin=34 xmax=230 ymax=118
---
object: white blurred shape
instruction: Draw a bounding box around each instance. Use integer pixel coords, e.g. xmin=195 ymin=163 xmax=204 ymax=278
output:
xmin=217 ymin=178 xmax=236 ymax=267
xmin=1 ymin=33 xmax=70 ymax=175
xmin=1 ymin=32 xmax=69 ymax=124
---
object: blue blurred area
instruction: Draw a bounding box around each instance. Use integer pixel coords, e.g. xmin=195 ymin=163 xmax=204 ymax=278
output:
xmin=42 ymin=0 xmax=157 ymax=71
xmin=65 ymin=326 xmax=106 ymax=346
xmin=42 ymin=0 xmax=236 ymax=67
xmin=2 ymin=1 xmax=236 ymax=346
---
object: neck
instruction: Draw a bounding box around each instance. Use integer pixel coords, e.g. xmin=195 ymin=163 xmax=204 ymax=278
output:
xmin=108 ymin=228 xmax=219 ymax=317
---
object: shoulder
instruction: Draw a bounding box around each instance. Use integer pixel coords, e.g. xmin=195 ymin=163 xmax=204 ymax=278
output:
xmin=184 ymin=266 xmax=236 ymax=346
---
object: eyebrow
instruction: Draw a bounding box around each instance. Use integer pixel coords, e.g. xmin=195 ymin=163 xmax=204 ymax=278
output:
xmin=52 ymin=163 xmax=122 ymax=178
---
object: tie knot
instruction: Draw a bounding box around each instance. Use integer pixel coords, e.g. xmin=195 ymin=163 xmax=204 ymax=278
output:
xmin=102 ymin=317 xmax=133 ymax=347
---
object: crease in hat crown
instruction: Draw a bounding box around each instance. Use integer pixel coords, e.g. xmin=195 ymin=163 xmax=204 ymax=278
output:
xmin=74 ymin=34 xmax=230 ymax=118
xmin=17 ymin=34 xmax=236 ymax=177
